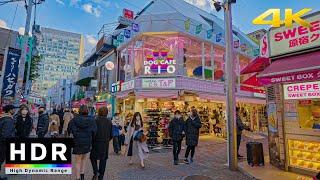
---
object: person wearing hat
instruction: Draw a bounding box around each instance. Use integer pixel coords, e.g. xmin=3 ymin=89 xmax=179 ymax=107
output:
xmin=0 ymin=105 xmax=16 ymax=180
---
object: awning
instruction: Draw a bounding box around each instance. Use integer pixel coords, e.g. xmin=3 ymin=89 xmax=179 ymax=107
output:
xmin=241 ymin=57 xmax=270 ymax=75
xmin=258 ymin=51 xmax=320 ymax=85
xmin=240 ymin=85 xmax=265 ymax=94
xmin=116 ymin=91 xmax=131 ymax=99
xmin=242 ymin=73 xmax=263 ymax=87
xmin=198 ymin=93 xmax=225 ymax=101
xmin=136 ymin=90 xmax=178 ymax=99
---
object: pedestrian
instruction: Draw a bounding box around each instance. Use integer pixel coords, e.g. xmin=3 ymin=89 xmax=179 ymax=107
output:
xmin=48 ymin=109 xmax=60 ymax=138
xmin=168 ymin=110 xmax=185 ymax=165
xmin=68 ymin=105 xmax=97 ymax=180
xmin=0 ymin=105 xmax=16 ymax=180
xmin=90 ymin=107 xmax=112 ymax=180
xmin=36 ymin=106 xmax=49 ymax=138
xmin=58 ymin=107 xmax=64 ymax=134
xmin=15 ymin=105 xmax=33 ymax=138
xmin=62 ymin=108 xmax=74 ymax=137
xmin=236 ymin=107 xmax=251 ymax=158
xmin=184 ymin=108 xmax=202 ymax=164
xmin=112 ymin=113 xmax=123 ymax=154
xmin=124 ymin=112 xmax=149 ymax=168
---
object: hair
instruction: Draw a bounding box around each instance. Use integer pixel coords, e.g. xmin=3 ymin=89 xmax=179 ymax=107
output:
xmin=114 ymin=113 xmax=120 ymax=116
xmin=236 ymin=107 xmax=240 ymax=113
xmin=97 ymin=107 xmax=108 ymax=117
xmin=18 ymin=104 xmax=30 ymax=117
xmin=174 ymin=110 xmax=181 ymax=115
xmin=130 ymin=112 xmax=143 ymax=127
xmin=79 ymin=105 xmax=89 ymax=115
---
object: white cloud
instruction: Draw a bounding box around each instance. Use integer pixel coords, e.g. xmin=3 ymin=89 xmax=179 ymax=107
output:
xmin=114 ymin=2 xmax=120 ymax=9
xmin=82 ymin=3 xmax=101 ymax=17
xmin=70 ymin=0 xmax=80 ymax=6
xmin=55 ymin=0 xmax=65 ymax=5
xmin=92 ymin=0 xmax=110 ymax=8
xmin=0 ymin=19 xmax=8 ymax=29
xmin=184 ymin=0 xmax=214 ymax=11
xmin=84 ymin=35 xmax=97 ymax=54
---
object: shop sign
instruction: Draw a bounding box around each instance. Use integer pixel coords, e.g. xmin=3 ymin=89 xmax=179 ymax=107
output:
xmin=111 ymin=81 xmax=122 ymax=93
xmin=269 ymin=14 xmax=320 ymax=57
xmin=216 ymin=33 xmax=222 ymax=42
xmin=121 ymin=80 xmax=135 ymax=91
xmin=118 ymin=16 xmax=134 ymax=27
xmin=185 ymin=19 xmax=191 ymax=31
xmin=259 ymin=69 xmax=320 ymax=85
xmin=90 ymin=80 xmax=98 ymax=88
xmin=123 ymin=9 xmax=134 ymax=20
xmin=142 ymin=78 xmax=176 ymax=89
xmin=284 ymin=81 xmax=320 ymax=100
xmin=195 ymin=24 xmax=202 ymax=34
xmin=144 ymin=50 xmax=176 ymax=75
xmin=298 ymin=100 xmax=312 ymax=105
xmin=124 ymin=29 xmax=131 ymax=38
xmin=132 ymin=23 xmax=139 ymax=32
xmin=260 ymin=34 xmax=269 ymax=58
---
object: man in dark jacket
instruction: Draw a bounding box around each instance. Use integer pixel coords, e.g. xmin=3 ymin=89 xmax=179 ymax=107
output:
xmin=168 ymin=110 xmax=185 ymax=165
xmin=236 ymin=107 xmax=251 ymax=158
xmin=36 ymin=106 xmax=49 ymax=138
xmin=0 ymin=105 xmax=16 ymax=180
xmin=184 ymin=108 xmax=202 ymax=164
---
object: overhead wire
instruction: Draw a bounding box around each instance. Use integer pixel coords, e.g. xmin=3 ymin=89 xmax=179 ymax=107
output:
xmin=2 ymin=3 xmax=19 ymax=51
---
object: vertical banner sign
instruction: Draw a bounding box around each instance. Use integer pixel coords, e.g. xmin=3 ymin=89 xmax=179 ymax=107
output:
xmin=123 ymin=9 xmax=134 ymax=20
xmin=132 ymin=23 xmax=139 ymax=32
xmin=113 ymin=39 xmax=119 ymax=47
xmin=1 ymin=48 xmax=21 ymax=99
xmin=124 ymin=29 xmax=131 ymax=38
xmin=117 ymin=34 xmax=124 ymax=43
xmin=207 ymin=29 xmax=213 ymax=39
xmin=185 ymin=19 xmax=190 ymax=31
xmin=216 ymin=33 xmax=222 ymax=42
xmin=260 ymin=34 xmax=269 ymax=58
xmin=195 ymin=24 xmax=202 ymax=34
xmin=26 ymin=37 xmax=34 ymax=63
xmin=254 ymin=48 xmax=260 ymax=56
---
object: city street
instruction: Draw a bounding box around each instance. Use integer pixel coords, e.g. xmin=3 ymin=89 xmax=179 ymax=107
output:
xmin=1 ymin=135 xmax=259 ymax=180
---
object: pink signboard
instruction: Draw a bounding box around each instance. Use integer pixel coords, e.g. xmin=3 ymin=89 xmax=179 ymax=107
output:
xmin=259 ymin=69 xmax=320 ymax=85
xmin=283 ymin=81 xmax=320 ymax=100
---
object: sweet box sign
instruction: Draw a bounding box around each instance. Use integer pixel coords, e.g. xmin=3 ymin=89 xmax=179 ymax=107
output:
xmin=142 ymin=78 xmax=176 ymax=89
xmin=283 ymin=81 xmax=320 ymax=100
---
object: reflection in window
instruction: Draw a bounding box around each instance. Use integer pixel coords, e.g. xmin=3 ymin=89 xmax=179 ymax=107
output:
xmin=183 ymin=39 xmax=202 ymax=79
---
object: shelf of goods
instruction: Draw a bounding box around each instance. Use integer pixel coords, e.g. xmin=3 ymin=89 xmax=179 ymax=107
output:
xmin=288 ymin=139 xmax=320 ymax=172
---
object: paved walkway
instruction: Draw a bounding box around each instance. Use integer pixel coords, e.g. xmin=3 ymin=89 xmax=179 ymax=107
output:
xmin=1 ymin=135 xmax=257 ymax=180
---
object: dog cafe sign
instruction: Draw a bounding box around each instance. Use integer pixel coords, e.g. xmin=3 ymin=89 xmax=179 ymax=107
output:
xmin=144 ymin=50 xmax=176 ymax=75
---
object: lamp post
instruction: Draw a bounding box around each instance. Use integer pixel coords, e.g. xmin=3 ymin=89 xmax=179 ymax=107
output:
xmin=105 ymin=61 xmax=115 ymax=115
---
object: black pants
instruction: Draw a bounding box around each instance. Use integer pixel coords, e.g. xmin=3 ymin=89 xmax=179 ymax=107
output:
xmin=113 ymin=136 xmax=121 ymax=153
xmin=90 ymin=158 xmax=107 ymax=177
xmin=173 ymin=140 xmax=182 ymax=161
xmin=237 ymin=134 xmax=242 ymax=155
xmin=185 ymin=145 xmax=196 ymax=159
xmin=37 ymin=132 xmax=46 ymax=138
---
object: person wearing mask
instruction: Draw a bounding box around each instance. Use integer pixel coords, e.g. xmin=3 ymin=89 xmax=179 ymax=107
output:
xmin=236 ymin=107 xmax=251 ymax=158
xmin=36 ymin=106 xmax=49 ymax=138
xmin=168 ymin=110 xmax=185 ymax=165
xmin=124 ymin=112 xmax=149 ymax=168
xmin=15 ymin=105 xmax=33 ymax=138
xmin=184 ymin=108 xmax=202 ymax=164
xmin=62 ymin=108 xmax=74 ymax=137
xmin=0 ymin=105 xmax=16 ymax=180
xmin=112 ymin=113 xmax=123 ymax=154
xmin=90 ymin=107 xmax=112 ymax=180
xmin=48 ymin=109 xmax=60 ymax=138
xmin=68 ymin=105 xmax=97 ymax=180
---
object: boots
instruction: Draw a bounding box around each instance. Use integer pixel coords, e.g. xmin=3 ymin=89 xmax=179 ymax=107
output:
xmin=80 ymin=174 xmax=85 ymax=180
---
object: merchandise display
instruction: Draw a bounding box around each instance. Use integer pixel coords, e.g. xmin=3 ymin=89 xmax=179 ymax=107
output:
xmin=288 ymin=139 xmax=320 ymax=172
xmin=297 ymin=100 xmax=320 ymax=129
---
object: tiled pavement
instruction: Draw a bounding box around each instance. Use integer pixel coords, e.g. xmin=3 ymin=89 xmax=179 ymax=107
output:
xmin=0 ymin=135 xmax=264 ymax=180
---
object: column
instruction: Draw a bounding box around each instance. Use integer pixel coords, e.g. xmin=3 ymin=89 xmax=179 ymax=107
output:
xmin=202 ymin=42 xmax=205 ymax=80
xmin=211 ymin=44 xmax=215 ymax=81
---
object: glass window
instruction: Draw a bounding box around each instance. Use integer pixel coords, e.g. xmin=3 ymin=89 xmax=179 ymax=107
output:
xmin=213 ymin=47 xmax=225 ymax=82
xmin=183 ymin=38 xmax=202 ymax=79
xmin=204 ymin=43 xmax=212 ymax=80
xmin=297 ymin=100 xmax=320 ymax=129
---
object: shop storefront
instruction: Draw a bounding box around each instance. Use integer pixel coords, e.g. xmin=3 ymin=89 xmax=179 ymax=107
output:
xmin=258 ymin=11 xmax=320 ymax=176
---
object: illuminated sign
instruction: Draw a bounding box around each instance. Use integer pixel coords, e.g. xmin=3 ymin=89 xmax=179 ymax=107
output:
xmin=144 ymin=50 xmax=176 ymax=75
xmin=284 ymin=81 xmax=320 ymax=100
xmin=142 ymin=78 xmax=176 ymax=89
xmin=123 ymin=9 xmax=134 ymax=20
xmin=121 ymin=80 xmax=135 ymax=91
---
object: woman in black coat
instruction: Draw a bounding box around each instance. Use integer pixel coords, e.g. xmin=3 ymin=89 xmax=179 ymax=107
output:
xmin=15 ymin=105 xmax=33 ymax=138
xmin=90 ymin=107 xmax=112 ymax=180
xmin=184 ymin=108 xmax=202 ymax=164
xmin=68 ymin=105 xmax=97 ymax=180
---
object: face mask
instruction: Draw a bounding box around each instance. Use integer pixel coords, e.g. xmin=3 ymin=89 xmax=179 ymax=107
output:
xmin=175 ymin=115 xmax=181 ymax=119
xmin=21 ymin=110 xmax=28 ymax=116
xmin=136 ymin=116 xmax=140 ymax=121
xmin=39 ymin=110 xmax=44 ymax=114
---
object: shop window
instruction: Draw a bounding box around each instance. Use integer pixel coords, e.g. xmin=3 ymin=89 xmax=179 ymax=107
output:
xmin=184 ymin=39 xmax=202 ymax=79
xmin=213 ymin=47 xmax=225 ymax=82
xmin=133 ymin=40 xmax=144 ymax=77
xmin=297 ymin=100 xmax=320 ymax=129
xmin=204 ymin=43 xmax=212 ymax=80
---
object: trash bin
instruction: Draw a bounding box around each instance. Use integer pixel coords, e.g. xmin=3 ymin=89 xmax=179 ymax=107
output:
xmin=246 ymin=141 xmax=264 ymax=167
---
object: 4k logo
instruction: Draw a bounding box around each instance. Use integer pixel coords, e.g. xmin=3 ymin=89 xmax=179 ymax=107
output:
xmin=253 ymin=8 xmax=312 ymax=28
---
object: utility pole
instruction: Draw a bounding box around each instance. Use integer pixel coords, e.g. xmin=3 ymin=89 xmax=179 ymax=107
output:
xmin=224 ymin=1 xmax=238 ymax=170
xmin=15 ymin=0 xmax=33 ymax=104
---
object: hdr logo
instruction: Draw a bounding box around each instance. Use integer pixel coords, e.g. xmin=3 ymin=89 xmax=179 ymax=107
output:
xmin=5 ymin=138 xmax=73 ymax=174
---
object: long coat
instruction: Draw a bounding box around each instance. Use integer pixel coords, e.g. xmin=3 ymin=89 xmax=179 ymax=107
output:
xmin=90 ymin=117 xmax=113 ymax=160
xmin=185 ymin=116 xmax=202 ymax=146
xmin=168 ymin=117 xmax=186 ymax=141
xmin=125 ymin=124 xmax=149 ymax=160
xmin=0 ymin=115 xmax=15 ymax=162
xmin=15 ymin=115 xmax=33 ymax=138
xmin=68 ymin=115 xmax=97 ymax=154
xmin=37 ymin=113 xmax=49 ymax=136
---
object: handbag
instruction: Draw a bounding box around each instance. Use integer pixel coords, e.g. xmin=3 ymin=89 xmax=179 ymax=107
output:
xmin=134 ymin=130 xmax=143 ymax=141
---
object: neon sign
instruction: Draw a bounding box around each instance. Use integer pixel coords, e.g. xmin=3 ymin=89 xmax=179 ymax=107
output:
xmin=144 ymin=50 xmax=176 ymax=75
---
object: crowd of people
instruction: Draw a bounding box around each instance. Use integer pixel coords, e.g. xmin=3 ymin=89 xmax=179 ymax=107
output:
xmin=0 ymin=103 xmax=252 ymax=180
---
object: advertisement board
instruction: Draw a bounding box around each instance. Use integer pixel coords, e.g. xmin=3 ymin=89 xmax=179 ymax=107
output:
xmin=283 ymin=81 xmax=320 ymax=100
xmin=142 ymin=78 xmax=176 ymax=89
xmin=121 ymin=80 xmax=135 ymax=91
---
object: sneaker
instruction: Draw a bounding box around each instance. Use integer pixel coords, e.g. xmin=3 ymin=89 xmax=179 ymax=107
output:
xmin=174 ymin=160 xmax=178 ymax=165
xmin=184 ymin=158 xmax=189 ymax=164
xmin=190 ymin=158 xmax=193 ymax=163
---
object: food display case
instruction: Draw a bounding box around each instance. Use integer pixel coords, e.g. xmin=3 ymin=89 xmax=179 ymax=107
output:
xmin=288 ymin=139 xmax=320 ymax=172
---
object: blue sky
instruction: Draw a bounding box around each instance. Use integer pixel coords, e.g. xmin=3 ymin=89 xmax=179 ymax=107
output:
xmin=0 ymin=0 xmax=319 ymax=54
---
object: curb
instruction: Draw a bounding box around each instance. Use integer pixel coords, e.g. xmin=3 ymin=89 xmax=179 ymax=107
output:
xmin=238 ymin=165 xmax=261 ymax=180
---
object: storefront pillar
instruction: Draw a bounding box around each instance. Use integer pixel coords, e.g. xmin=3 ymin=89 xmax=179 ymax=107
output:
xmin=201 ymin=42 xmax=205 ymax=80
xmin=211 ymin=44 xmax=215 ymax=81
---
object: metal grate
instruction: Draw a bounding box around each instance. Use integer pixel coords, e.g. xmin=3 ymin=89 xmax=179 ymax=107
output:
xmin=266 ymin=86 xmax=275 ymax=101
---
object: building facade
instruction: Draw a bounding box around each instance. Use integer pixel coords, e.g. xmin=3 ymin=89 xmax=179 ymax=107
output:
xmin=33 ymin=27 xmax=84 ymax=96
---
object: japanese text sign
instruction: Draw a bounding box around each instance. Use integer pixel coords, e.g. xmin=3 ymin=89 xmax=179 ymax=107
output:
xmin=142 ymin=78 xmax=176 ymax=89
xmin=121 ymin=80 xmax=135 ymax=91
xmin=284 ymin=81 xmax=320 ymax=100
xmin=269 ymin=14 xmax=320 ymax=57
xmin=1 ymin=48 xmax=21 ymax=99
xmin=123 ymin=9 xmax=134 ymax=20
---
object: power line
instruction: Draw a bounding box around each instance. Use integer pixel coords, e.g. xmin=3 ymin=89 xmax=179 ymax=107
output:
xmin=2 ymin=4 xmax=19 ymax=50
xmin=0 ymin=0 xmax=24 ymax=6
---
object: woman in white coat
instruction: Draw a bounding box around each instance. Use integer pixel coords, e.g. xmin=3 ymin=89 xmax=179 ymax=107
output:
xmin=124 ymin=112 xmax=149 ymax=168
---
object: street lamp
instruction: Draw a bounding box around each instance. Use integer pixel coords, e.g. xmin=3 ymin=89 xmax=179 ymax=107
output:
xmin=105 ymin=61 xmax=115 ymax=115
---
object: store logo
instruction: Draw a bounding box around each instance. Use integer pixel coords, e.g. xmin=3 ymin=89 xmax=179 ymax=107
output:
xmin=253 ymin=8 xmax=312 ymax=28
xmin=5 ymin=138 xmax=72 ymax=174
xmin=144 ymin=50 xmax=176 ymax=75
